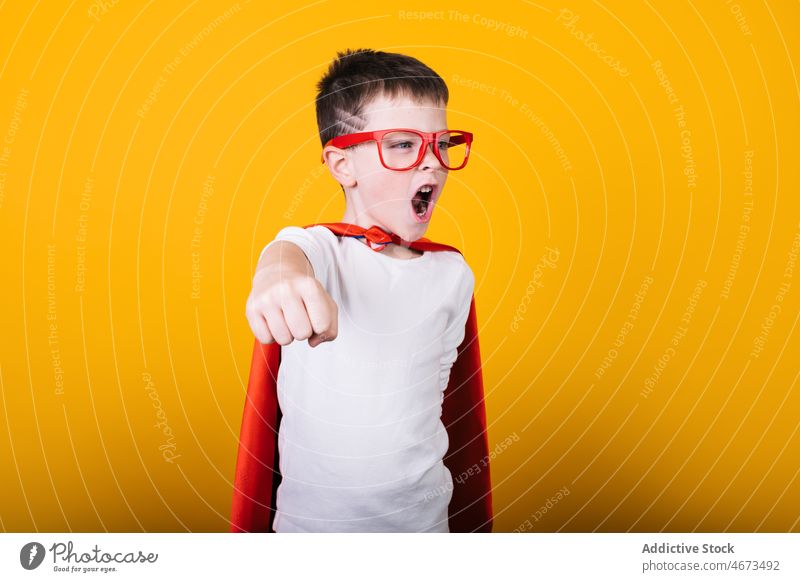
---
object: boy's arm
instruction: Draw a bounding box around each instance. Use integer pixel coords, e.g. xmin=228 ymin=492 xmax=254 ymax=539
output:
xmin=255 ymin=240 xmax=314 ymax=277
xmin=439 ymin=262 xmax=493 ymax=532
xmin=246 ymin=238 xmax=338 ymax=348
xmin=439 ymin=264 xmax=476 ymax=386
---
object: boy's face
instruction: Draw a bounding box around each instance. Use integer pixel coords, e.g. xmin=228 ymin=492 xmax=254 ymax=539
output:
xmin=335 ymin=93 xmax=450 ymax=242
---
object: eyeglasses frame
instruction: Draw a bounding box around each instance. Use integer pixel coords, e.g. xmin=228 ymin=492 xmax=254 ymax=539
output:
xmin=320 ymin=128 xmax=473 ymax=171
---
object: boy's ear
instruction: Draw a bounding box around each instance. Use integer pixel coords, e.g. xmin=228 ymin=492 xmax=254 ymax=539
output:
xmin=322 ymin=145 xmax=356 ymax=188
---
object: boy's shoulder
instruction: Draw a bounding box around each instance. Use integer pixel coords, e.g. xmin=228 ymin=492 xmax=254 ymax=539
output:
xmin=284 ymin=223 xmax=474 ymax=295
xmin=300 ymin=224 xmax=468 ymax=258
xmin=288 ymin=223 xmax=473 ymax=277
xmin=302 ymin=224 xmax=340 ymax=242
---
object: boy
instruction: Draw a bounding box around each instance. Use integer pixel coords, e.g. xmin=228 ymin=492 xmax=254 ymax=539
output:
xmin=230 ymin=49 xmax=491 ymax=532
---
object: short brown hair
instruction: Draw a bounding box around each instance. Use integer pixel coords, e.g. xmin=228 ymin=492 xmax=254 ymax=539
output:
xmin=315 ymin=48 xmax=449 ymax=148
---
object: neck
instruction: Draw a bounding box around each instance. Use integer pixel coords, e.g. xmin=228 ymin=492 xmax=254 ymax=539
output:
xmin=341 ymin=207 xmax=385 ymax=232
xmin=339 ymin=211 xmax=423 ymax=260
xmin=381 ymin=245 xmax=424 ymax=259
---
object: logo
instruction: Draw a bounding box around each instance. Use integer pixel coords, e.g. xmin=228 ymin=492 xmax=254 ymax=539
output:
xmin=20 ymin=542 xmax=46 ymax=570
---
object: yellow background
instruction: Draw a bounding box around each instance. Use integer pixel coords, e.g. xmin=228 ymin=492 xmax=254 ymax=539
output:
xmin=1 ymin=0 xmax=798 ymax=532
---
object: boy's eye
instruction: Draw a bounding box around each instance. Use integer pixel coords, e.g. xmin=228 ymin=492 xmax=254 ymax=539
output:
xmin=388 ymin=141 xmax=414 ymax=149
xmin=437 ymin=140 xmax=450 ymax=150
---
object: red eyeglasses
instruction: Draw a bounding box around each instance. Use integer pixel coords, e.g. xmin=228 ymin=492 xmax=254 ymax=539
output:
xmin=321 ymin=128 xmax=473 ymax=171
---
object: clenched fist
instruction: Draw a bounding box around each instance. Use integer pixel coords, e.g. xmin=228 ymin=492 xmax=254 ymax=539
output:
xmin=246 ymin=241 xmax=338 ymax=348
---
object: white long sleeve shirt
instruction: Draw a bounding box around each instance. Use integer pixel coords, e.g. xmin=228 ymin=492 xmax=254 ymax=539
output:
xmin=258 ymin=225 xmax=475 ymax=532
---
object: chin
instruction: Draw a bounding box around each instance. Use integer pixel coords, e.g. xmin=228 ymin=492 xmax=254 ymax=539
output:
xmin=396 ymin=223 xmax=429 ymax=243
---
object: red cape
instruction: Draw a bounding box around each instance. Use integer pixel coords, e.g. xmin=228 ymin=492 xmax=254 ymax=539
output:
xmin=229 ymin=223 xmax=493 ymax=532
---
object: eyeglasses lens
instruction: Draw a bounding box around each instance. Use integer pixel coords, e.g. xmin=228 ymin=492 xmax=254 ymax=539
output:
xmin=379 ymin=131 xmax=468 ymax=170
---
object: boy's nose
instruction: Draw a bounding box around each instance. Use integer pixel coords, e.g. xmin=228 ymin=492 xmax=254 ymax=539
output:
xmin=419 ymin=141 xmax=439 ymax=170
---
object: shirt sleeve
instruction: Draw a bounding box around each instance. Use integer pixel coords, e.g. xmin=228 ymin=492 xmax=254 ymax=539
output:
xmin=257 ymin=226 xmax=332 ymax=290
xmin=438 ymin=261 xmax=476 ymax=390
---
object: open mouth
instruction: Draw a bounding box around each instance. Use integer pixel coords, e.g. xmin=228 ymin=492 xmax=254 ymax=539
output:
xmin=411 ymin=185 xmax=435 ymax=220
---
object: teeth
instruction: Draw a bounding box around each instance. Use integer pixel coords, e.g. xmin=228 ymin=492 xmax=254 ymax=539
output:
xmin=418 ymin=186 xmax=433 ymax=193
